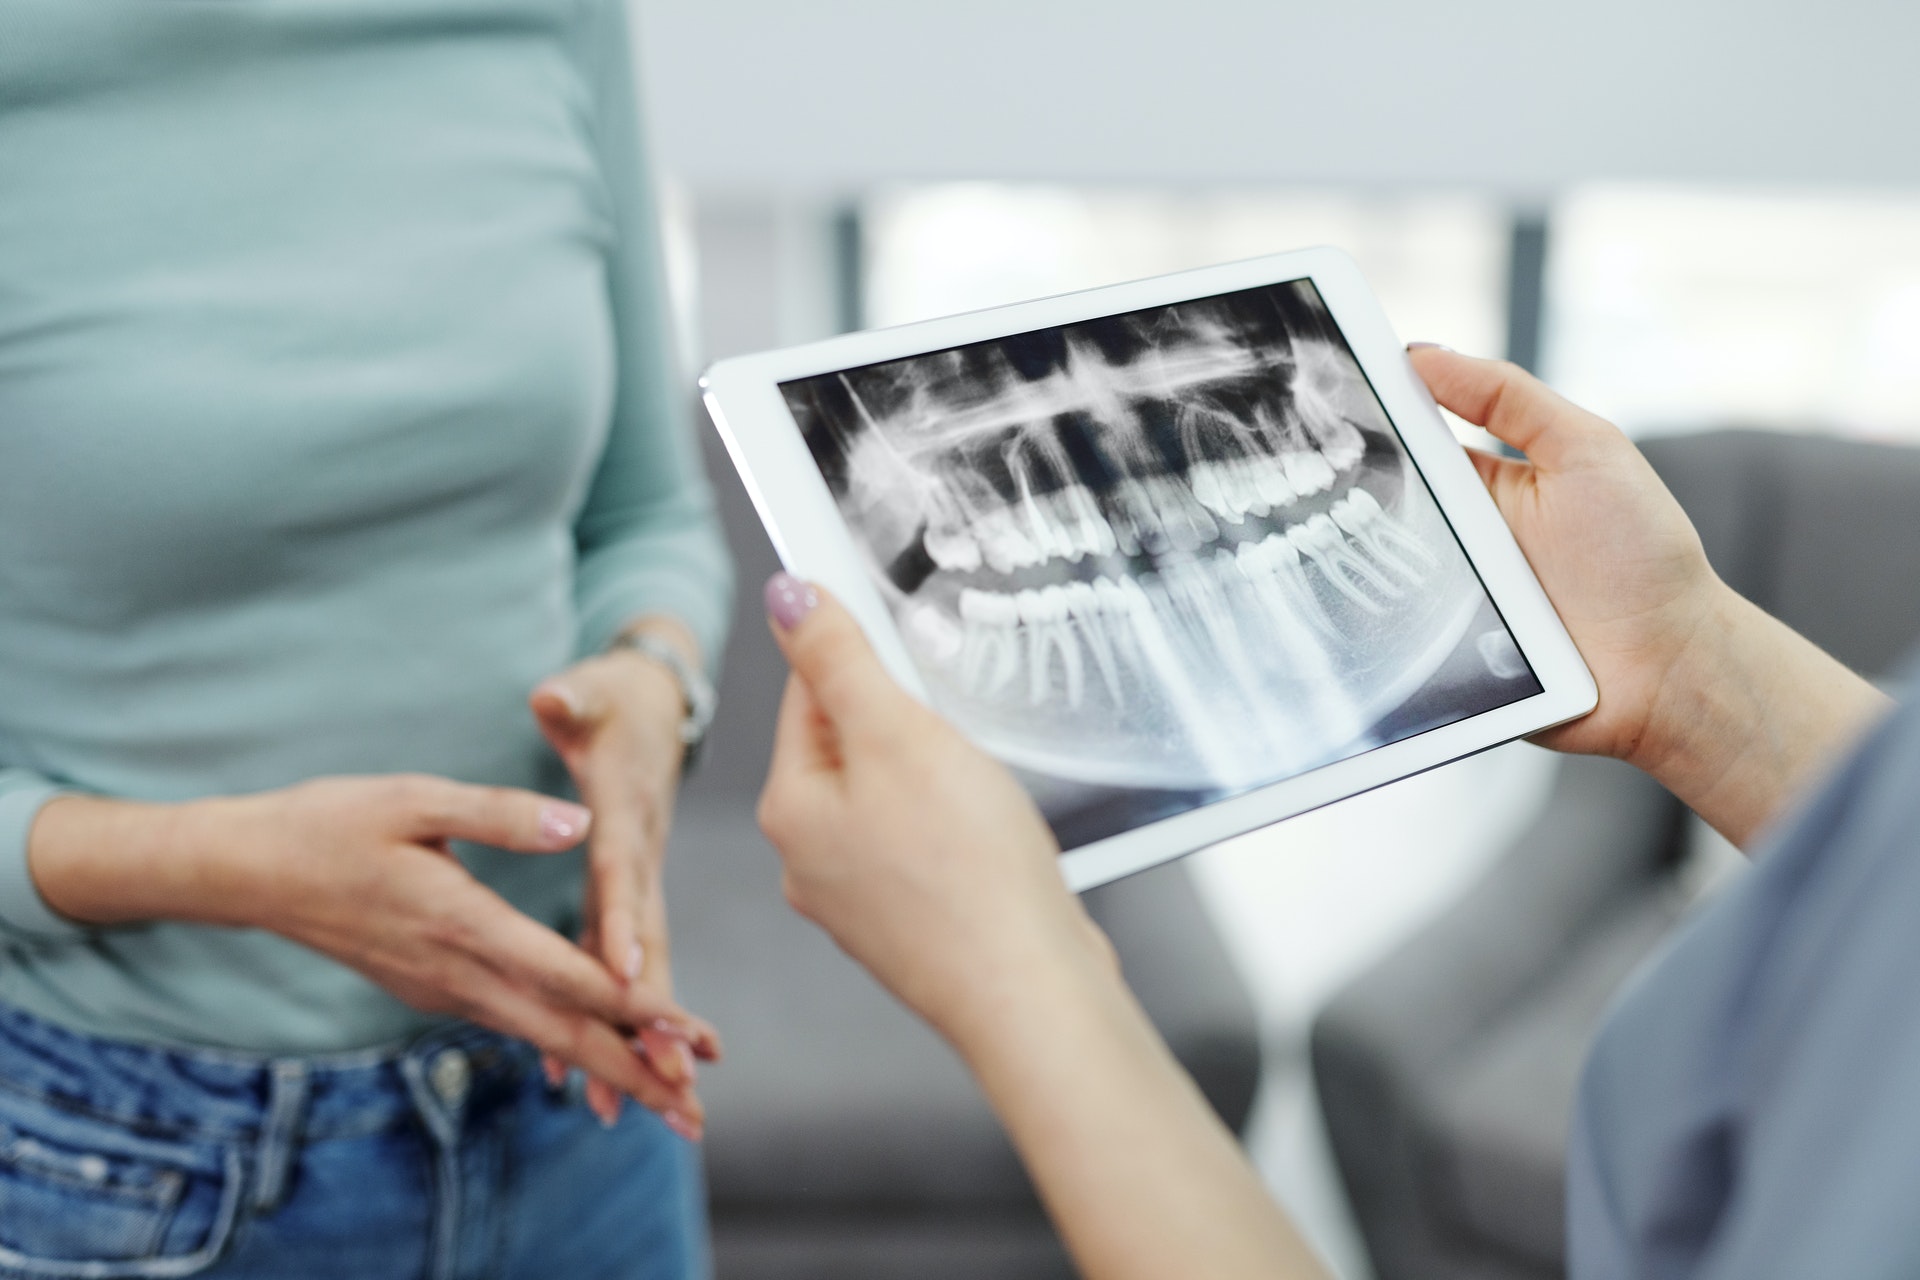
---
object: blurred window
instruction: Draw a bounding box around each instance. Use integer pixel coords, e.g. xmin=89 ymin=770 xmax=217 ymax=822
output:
xmin=1544 ymin=184 xmax=1920 ymax=442
xmin=861 ymin=184 xmax=1508 ymax=356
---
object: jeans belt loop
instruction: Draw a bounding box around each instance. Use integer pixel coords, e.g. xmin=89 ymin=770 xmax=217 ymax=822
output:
xmin=251 ymin=1058 xmax=311 ymax=1215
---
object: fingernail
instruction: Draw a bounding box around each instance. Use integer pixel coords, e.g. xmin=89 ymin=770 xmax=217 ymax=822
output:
xmin=539 ymin=802 xmax=592 ymax=845
xmin=631 ymin=1031 xmax=688 ymax=1084
xmin=764 ymin=572 xmax=819 ymax=632
xmin=649 ymin=1017 xmax=692 ymax=1042
xmin=625 ymin=941 xmax=644 ymax=981
xmin=542 ymin=1055 xmax=566 ymax=1088
xmin=536 ymin=682 xmax=585 ymax=719
xmin=663 ymin=1109 xmax=702 ymax=1143
xmin=1406 ymin=341 xmax=1455 ymax=352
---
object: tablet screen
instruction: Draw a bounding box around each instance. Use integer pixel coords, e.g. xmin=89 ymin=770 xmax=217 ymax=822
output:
xmin=779 ymin=279 xmax=1543 ymax=850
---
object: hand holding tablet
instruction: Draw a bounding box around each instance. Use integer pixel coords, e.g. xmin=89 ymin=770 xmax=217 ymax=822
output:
xmin=706 ymin=248 xmax=1597 ymax=887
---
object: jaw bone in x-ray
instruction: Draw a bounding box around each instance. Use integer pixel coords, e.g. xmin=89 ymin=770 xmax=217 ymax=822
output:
xmin=783 ymin=282 xmax=1492 ymax=795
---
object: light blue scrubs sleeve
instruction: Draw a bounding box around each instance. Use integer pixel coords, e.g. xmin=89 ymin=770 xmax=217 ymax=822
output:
xmin=0 ymin=769 xmax=86 ymax=945
xmin=567 ymin=1 xmax=733 ymax=665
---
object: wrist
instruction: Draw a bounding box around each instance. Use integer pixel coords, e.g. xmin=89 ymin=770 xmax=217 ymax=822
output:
xmin=1623 ymin=579 xmax=1748 ymax=781
xmin=29 ymin=793 xmax=260 ymax=927
xmin=938 ymin=911 xmax=1129 ymax=1069
xmin=1627 ymin=581 xmax=1891 ymax=844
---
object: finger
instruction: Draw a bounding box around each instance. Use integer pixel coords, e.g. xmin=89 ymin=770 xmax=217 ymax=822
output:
xmin=394 ymin=776 xmax=591 ymax=854
xmin=773 ymin=674 xmax=841 ymax=777
xmin=449 ymin=884 xmax=707 ymax=1036
xmin=759 ymin=676 xmax=839 ymax=853
xmin=590 ymin=812 xmax=648 ymax=987
xmin=764 ymin=575 xmax=906 ymax=731
xmin=474 ymin=974 xmax=702 ymax=1124
xmin=585 ymin=1076 xmax=623 ymax=1128
xmin=637 ymin=1022 xmax=695 ymax=1086
xmin=529 ymin=677 xmax=609 ymax=751
xmin=1407 ymin=346 xmax=1615 ymax=468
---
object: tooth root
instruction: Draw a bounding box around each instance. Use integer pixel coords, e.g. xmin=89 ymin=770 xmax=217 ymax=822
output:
xmin=960 ymin=625 xmax=1010 ymax=695
xmin=1289 ymin=518 xmax=1394 ymax=613
xmin=1353 ymin=490 xmax=1441 ymax=571
xmin=1027 ymin=622 xmax=1084 ymax=708
xmin=1331 ymin=494 xmax=1421 ymax=582
xmin=1259 ymin=533 xmax=1340 ymax=636
xmin=1064 ymin=582 xmax=1124 ymax=703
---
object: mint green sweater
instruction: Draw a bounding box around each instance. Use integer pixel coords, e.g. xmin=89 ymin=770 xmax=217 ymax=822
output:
xmin=0 ymin=1 xmax=733 ymax=1052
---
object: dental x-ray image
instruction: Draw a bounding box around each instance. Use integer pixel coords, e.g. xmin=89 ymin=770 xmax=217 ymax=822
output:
xmin=780 ymin=279 xmax=1543 ymax=850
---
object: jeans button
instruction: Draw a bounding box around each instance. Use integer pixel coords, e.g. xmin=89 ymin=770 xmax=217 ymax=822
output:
xmin=429 ymin=1048 xmax=471 ymax=1108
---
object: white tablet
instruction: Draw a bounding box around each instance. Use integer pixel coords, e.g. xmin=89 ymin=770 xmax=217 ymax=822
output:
xmin=702 ymin=247 xmax=1595 ymax=890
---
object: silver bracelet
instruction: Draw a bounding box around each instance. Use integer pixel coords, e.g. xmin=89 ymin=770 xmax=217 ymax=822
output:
xmin=607 ymin=631 xmax=717 ymax=761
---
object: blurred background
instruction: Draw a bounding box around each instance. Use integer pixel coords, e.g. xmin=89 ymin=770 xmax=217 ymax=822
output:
xmin=634 ymin=5 xmax=1920 ymax=1278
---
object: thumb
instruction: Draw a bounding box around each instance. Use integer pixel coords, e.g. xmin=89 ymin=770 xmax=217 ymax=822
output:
xmin=1407 ymin=345 xmax=1616 ymax=469
xmin=529 ymin=677 xmax=606 ymax=747
xmin=764 ymin=573 xmax=904 ymax=730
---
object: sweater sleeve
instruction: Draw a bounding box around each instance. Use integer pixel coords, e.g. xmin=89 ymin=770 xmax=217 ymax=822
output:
xmin=0 ymin=769 xmax=85 ymax=945
xmin=567 ymin=0 xmax=734 ymax=666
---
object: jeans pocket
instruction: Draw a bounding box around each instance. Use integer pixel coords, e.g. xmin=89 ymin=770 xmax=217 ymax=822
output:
xmin=0 ymin=1089 xmax=241 ymax=1279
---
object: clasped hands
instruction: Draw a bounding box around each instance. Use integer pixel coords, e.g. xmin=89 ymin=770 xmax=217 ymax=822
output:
xmin=30 ymin=622 xmax=719 ymax=1138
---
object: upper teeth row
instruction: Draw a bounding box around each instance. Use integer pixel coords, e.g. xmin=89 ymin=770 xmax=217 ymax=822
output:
xmin=926 ymin=451 xmax=1350 ymax=576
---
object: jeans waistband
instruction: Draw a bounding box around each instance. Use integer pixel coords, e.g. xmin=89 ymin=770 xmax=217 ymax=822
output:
xmin=0 ymin=1000 xmax=534 ymax=1147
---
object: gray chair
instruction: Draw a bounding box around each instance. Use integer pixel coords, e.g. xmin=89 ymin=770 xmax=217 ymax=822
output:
xmin=666 ymin=426 xmax=1262 ymax=1280
xmin=1311 ymin=430 xmax=1920 ymax=1280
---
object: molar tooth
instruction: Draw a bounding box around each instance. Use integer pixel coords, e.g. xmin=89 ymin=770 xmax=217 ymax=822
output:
xmin=1220 ymin=459 xmax=1264 ymax=518
xmin=1340 ymin=488 xmax=1439 ymax=573
xmin=1148 ymin=476 xmax=1218 ymax=552
xmin=976 ymin=512 xmax=1041 ymax=574
xmin=904 ymin=603 xmax=964 ymax=664
xmin=1234 ymin=539 xmax=1270 ymax=578
xmin=1281 ymin=450 xmax=1337 ymax=499
xmin=1189 ymin=463 xmax=1248 ymax=524
xmin=1305 ymin=413 xmax=1367 ymax=472
xmin=924 ymin=525 xmax=982 ymax=573
xmin=1251 ymin=461 xmax=1298 ymax=509
xmin=1288 ymin=517 xmax=1396 ymax=613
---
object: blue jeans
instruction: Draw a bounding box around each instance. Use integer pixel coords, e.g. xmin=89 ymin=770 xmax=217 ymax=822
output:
xmin=0 ymin=1003 xmax=708 ymax=1280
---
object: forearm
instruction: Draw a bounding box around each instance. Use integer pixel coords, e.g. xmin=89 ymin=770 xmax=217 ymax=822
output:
xmin=29 ymin=794 xmax=247 ymax=928
xmin=951 ymin=949 xmax=1327 ymax=1280
xmin=1634 ymin=581 xmax=1892 ymax=848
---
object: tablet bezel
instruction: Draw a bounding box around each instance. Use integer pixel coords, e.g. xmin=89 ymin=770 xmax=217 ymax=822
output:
xmin=701 ymin=246 xmax=1596 ymax=890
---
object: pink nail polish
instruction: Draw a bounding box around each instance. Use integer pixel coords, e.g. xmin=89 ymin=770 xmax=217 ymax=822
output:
xmin=625 ymin=941 xmax=645 ymax=980
xmin=764 ymin=572 xmax=819 ymax=631
xmin=539 ymin=802 xmax=591 ymax=845
xmin=663 ymin=1109 xmax=702 ymax=1143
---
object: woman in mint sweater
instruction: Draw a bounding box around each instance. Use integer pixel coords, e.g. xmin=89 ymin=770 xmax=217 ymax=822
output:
xmin=0 ymin=3 xmax=731 ymax=1276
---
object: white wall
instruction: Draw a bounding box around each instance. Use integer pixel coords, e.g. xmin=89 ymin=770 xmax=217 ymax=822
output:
xmin=638 ymin=0 xmax=1920 ymax=193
